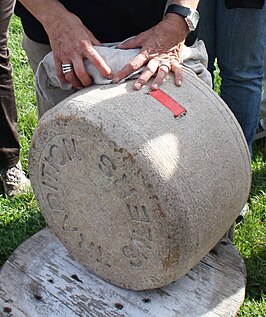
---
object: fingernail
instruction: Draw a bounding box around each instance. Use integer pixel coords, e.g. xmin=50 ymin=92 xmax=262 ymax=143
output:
xmin=152 ymin=83 xmax=159 ymax=90
xmin=107 ymin=74 xmax=113 ymax=80
xmin=112 ymin=77 xmax=119 ymax=84
xmin=134 ymin=82 xmax=142 ymax=90
xmin=177 ymin=80 xmax=182 ymax=87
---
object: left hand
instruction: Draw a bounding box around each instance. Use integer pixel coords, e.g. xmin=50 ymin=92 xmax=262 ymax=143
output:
xmin=112 ymin=14 xmax=189 ymax=90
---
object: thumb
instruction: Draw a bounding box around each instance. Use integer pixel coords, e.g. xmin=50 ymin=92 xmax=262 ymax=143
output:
xmin=117 ymin=35 xmax=143 ymax=49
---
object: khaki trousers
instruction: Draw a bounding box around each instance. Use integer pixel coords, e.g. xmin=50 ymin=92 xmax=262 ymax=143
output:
xmin=22 ymin=33 xmax=51 ymax=118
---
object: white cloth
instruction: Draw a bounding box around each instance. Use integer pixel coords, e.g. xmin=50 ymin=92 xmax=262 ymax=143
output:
xmin=35 ymin=39 xmax=212 ymax=108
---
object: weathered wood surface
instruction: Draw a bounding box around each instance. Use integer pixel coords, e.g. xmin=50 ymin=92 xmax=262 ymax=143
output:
xmin=0 ymin=228 xmax=246 ymax=317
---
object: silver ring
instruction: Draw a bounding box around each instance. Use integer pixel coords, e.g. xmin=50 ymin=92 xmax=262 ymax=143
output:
xmin=61 ymin=63 xmax=73 ymax=74
xmin=160 ymin=63 xmax=170 ymax=71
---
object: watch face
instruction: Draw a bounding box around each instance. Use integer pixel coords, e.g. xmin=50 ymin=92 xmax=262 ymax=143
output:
xmin=186 ymin=10 xmax=200 ymax=31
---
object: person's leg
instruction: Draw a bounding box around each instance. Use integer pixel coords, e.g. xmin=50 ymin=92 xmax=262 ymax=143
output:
xmin=198 ymin=1 xmax=253 ymax=234
xmin=261 ymin=51 xmax=266 ymax=128
xmin=254 ymin=51 xmax=266 ymax=141
xmin=216 ymin=1 xmax=266 ymax=154
xmin=260 ymin=52 xmax=266 ymax=160
xmin=0 ymin=0 xmax=31 ymax=196
xmin=0 ymin=0 xmax=19 ymax=170
xmin=22 ymin=33 xmax=52 ymax=118
xmin=197 ymin=0 xmax=217 ymax=79
xmin=22 ymin=33 xmax=51 ymax=74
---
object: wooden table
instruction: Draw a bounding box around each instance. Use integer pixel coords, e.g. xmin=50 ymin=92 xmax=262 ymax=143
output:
xmin=0 ymin=228 xmax=246 ymax=317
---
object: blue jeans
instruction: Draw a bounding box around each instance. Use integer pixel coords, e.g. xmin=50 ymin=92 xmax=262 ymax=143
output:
xmin=198 ymin=0 xmax=266 ymax=154
xmin=261 ymin=52 xmax=266 ymax=124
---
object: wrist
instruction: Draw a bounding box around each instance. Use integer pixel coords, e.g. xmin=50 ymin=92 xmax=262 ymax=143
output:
xmin=165 ymin=4 xmax=200 ymax=32
xmin=44 ymin=10 xmax=80 ymax=40
xmin=38 ymin=2 xmax=70 ymax=31
xmin=164 ymin=13 xmax=190 ymax=39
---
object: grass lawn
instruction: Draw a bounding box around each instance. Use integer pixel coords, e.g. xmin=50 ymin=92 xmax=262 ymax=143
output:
xmin=0 ymin=16 xmax=265 ymax=316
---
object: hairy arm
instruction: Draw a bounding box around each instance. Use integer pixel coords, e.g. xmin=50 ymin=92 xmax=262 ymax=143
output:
xmin=19 ymin=0 xmax=113 ymax=88
xmin=19 ymin=0 xmax=199 ymax=90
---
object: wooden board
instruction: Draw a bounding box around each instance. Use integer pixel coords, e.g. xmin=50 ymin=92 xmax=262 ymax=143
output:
xmin=0 ymin=228 xmax=246 ymax=317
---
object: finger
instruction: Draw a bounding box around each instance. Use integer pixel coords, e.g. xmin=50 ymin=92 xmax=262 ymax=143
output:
xmin=117 ymin=35 xmax=143 ymax=49
xmin=61 ymin=64 xmax=84 ymax=88
xmin=171 ymin=62 xmax=183 ymax=87
xmin=88 ymin=32 xmax=102 ymax=47
xmin=150 ymin=64 xmax=170 ymax=91
xmin=84 ymin=46 xmax=113 ymax=80
xmin=71 ymin=56 xmax=93 ymax=87
xmin=55 ymin=56 xmax=68 ymax=84
xmin=133 ymin=59 xmax=160 ymax=90
xmin=64 ymin=67 xmax=90 ymax=89
xmin=60 ymin=57 xmax=91 ymax=88
xmin=112 ymin=51 xmax=148 ymax=83
xmin=65 ymin=74 xmax=85 ymax=89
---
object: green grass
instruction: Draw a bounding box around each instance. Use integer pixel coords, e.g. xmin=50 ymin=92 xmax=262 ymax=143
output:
xmin=0 ymin=193 xmax=45 ymax=262
xmin=0 ymin=16 xmax=265 ymax=316
xmin=234 ymin=143 xmax=266 ymax=315
xmin=0 ymin=16 xmax=46 ymax=265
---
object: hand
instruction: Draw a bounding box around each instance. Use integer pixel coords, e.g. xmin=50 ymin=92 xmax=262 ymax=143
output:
xmin=45 ymin=12 xmax=113 ymax=88
xmin=112 ymin=14 xmax=189 ymax=90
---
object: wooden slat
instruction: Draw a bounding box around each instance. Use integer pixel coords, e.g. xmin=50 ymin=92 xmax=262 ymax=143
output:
xmin=0 ymin=228 xmax=246 ymax=317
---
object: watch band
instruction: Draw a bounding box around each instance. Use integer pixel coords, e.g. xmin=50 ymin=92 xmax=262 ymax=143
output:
xmin=165 ymin=4 xmax=199 ymax=32
xmin=165 ymin=4 xmax=191 ymax=18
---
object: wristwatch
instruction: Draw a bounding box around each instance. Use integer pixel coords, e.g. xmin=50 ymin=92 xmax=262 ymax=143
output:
xmin=165 ymin=4 xmax=200 ymax=32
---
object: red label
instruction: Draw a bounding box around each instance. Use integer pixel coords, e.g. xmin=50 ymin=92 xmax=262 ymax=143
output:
xmin=150 ymin=89 xmax=186 ymax=118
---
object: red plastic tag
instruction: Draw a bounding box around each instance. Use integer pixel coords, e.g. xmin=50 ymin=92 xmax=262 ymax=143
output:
xmin=150 ymin=89 xmax=186 ymax=118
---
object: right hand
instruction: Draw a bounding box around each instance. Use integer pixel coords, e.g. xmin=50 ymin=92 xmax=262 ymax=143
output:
xmin=112 ymin=14 xmax=189 ymax=90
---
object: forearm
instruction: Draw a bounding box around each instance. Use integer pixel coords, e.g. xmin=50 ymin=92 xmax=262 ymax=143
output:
xmin=18 ymin=0 xmax=71 ymax=32
xmin=18 ymin=0 xmax=88 ymax=52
